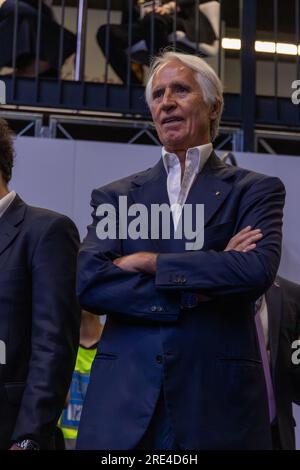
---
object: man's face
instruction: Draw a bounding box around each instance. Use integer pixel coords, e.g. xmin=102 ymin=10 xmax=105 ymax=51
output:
xmin=149 ymin=60 xmax=216 ymax=153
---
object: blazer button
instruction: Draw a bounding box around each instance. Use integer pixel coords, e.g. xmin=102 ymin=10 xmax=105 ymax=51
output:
xmin=151 ymin=306 xmax=157 ymax=312
xmin=157 ymin=306 xmax=163 ymax=312
xmin=180 ymin=276 xmax=187 ymax=284
xmin=156 ymin=355 xmax=163 ymax=364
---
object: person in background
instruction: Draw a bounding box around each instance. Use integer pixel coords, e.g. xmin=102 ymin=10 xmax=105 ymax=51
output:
xmin=255 ymin=276 xmax=300 ymax=450
xmin=0 ymin=118 xmax=80 ymax=450
xmin=97 ymin=0 xmax=217 ymax=85
xmin=0 ymin=0 xmax=76 ymax=77
xmin=225 ymin=232 xmax=300 ymax=450
xmin=97 ymin=0 xmax=141 ymax=84
xmin=59 ymin=310 xmax=103 ymax=450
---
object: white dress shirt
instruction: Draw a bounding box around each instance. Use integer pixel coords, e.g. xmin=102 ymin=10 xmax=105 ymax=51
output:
xmin=0 ymin=190 xmax=16 ymax=218
xmin=162 ymin=143 xmax=213 ymax=229
xmin=258 ymin=295 xmax=270 ymax=361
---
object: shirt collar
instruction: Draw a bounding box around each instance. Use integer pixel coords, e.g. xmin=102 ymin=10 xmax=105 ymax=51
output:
xmin=0 ymin=190 xmax=16 ymax=218
xmin=162 ymin=143 xmax=213 ymax=174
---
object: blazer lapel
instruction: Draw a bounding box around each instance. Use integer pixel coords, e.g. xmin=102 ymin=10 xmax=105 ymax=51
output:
xmin=265 ymin=280 xmax=283 ymax=377
xmin=128 ymin=152 xmax=233 ymax=252
xmin=130 ymin=159 xmax=169 ymax=208
xmin=0 ymin=195 xmax=26 ymax=258
xmin=129 ymin=159 xmax=171 ymax=252
xmin=186 ymin=152 xmax=233 ymax=227
xmin=184 ymin=152 xmax=233 ymax=250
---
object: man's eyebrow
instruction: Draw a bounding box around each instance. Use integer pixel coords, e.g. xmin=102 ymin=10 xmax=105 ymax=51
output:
xmin=152 ymin=82 xmax=191 ymax=95
xmin=170 ymin=81 xmax=191 ymax=89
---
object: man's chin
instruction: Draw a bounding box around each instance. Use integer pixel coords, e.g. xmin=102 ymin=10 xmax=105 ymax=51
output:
xmin=161 ymin=134 xmax=186 ymax=149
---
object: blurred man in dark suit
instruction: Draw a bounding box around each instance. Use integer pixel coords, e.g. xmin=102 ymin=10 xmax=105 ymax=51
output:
xmin=0 ymin=118 xmax=80 ymax=450
xmin=256 ymin=276 xmax=300 ymax=449
xmin=225 ymin=232 xmax=300 ymax=449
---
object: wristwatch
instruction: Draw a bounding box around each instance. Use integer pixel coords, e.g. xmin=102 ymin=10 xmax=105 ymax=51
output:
xmin=14 ymin=439 xmax=40 ymax=450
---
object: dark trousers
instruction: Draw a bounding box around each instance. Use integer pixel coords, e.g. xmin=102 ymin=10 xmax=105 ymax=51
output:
xmin=271 ymin=422 xmax=282 ymax=450
xmin=135 ymin=388 xmax=179 ymax=451
xmin=97 ymin=7 xmax=217 ymax=84
xmin=97 ymin=14 xmax=185 ymax=84
xmin=0 ymin=0 xmax=76 ymax=69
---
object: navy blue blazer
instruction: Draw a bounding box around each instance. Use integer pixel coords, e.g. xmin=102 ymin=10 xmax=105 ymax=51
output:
xmin=0 ymin=195 xmax=80 ymax=449
xmin=266 ymin=276 xmax=300 ymax=449
xmin=77 ymin=152 xmax=285 ymax=450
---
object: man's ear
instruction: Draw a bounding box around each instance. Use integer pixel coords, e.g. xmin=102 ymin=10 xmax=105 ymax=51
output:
xmin=0 ymin=178 xmax=8 ymax=198
xmin=0 ymin=172 xmax=7 ymax=192
xmin=210 ymin=100 xmax=221 ymax=121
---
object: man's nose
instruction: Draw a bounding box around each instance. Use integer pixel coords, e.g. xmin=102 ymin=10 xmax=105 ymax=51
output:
xmin=161 ymin=89 xmax=176 ymax=109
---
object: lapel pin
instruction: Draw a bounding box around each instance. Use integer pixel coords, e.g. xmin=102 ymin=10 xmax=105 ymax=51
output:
xmin=215 ymin=191 xmax=221 ymax=196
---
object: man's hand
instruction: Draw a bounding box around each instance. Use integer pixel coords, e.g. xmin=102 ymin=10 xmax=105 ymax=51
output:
xmin=155 ymin=1 xmax=176 ymax=15
xmin=224 ymin=226 xmax=262 ymax=252
xmin=113 ymin=252 xmax=157 ymax=274
xmin=143 ymin=6 xmax=155 ymax=15
xmin=112 ymin=227 xmax=261 ymax=276
xmin=9 ymin=444 xmax=23 ymax=450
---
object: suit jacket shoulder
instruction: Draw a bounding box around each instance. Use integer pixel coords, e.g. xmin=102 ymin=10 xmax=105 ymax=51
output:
xmin=25 ymin=204 xmax=79 ymax=236
xmin=91 ymin=163 xmax=161 ymax=201
xmin=277 ymin=276 xmax=300 ymax=303
xmin=216 ymin=159 xmax=284 ymax=188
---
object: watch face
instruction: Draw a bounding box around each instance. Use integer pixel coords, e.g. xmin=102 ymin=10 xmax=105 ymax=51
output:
xmin=17 ymin=439 xmax=40 ymax=450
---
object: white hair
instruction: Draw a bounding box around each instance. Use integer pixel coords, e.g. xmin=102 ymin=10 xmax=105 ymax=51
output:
xmin=145 ymin=51 xmax=224 ymax=141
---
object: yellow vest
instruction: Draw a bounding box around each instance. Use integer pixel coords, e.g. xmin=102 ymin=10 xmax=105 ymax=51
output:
xmin=59 ymin=345 xmax=97 ymax=441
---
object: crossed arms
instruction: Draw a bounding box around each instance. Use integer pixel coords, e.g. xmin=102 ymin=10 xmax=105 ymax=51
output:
xmin=77 ymin=175 xmax=285 ymax=321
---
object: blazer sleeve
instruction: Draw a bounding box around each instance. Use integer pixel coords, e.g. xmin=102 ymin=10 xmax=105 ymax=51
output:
xmin=11 ymin=215 xmax=80 ymax=447
xmin=156 ymin=176 xmax=285 ymax=300
xmin=77 ymin=188 xmax=180 ymax=323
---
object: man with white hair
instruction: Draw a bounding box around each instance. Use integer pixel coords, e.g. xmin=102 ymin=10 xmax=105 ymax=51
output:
xmin=77 ymin=51 xmax=285 ymax=450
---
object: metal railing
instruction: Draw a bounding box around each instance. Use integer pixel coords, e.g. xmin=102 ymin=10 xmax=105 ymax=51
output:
xmin=0 ymin=0 xmax=299 ymax=151
xmin=0 ymin=1 xmax=224 ymax=112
